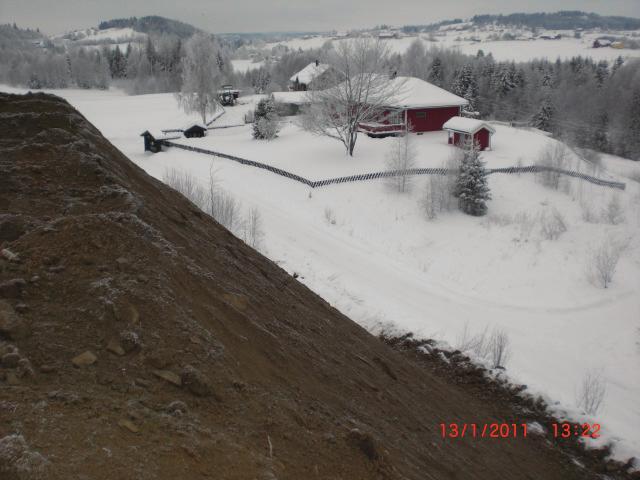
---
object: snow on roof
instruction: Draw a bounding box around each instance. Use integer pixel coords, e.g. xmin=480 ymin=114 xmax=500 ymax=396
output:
xmin=182 ymin=122 xmax=207 ymax=131
xmin=140 ymin=130 xmax=180 ymax=141
xmin=442 ymin=116 xmax=495 ymax=134
xmin=290 ymin=62 xmax=330 ymax=84
xmin=272 ymin=91 xmax=311 ymax=105
xmin=387 ymin=76 xmax=468 ymax=108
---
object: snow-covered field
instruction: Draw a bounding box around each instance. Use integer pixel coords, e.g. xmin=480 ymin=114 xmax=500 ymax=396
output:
xmin=266 ymin=33 xmax=640 ymax=62
xmin=3 ymin=85 xmax=639 ymax=465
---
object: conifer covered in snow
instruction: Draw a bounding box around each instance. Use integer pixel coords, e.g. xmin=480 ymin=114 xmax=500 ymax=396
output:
xmin=454 ymin=139 xmax=491 ymax=216
xmin=427 ymin=57 xmax=443 ymax=86
xmin=252 ymin=95 xmax=280 ymax=140
xmin=532 ymin=96 xmax=555 ymax=132
xmin=452 ymin=64 xmax=478 ymax=110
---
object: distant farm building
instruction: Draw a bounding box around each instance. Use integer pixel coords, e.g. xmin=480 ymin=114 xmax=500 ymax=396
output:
xmin=140 ymin=130 xmax=180 ymax=153
xmin=183 ymin=123 xmax=207 ymax=138
xmin=357 ymin=76 xmax=468 ymax=138
xmin=443 ymin=116 xmax=495 ymax=151
xmin=289 ymin=61 xmax=334 ymax=91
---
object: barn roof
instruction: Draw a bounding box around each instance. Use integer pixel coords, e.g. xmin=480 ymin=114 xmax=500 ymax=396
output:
xmin=290 ymin=62 xmax=330 ymax=84
xmin=140 ymin=130 xmax=181 ymax=141
xmin=442 ymin=116 xmax=495 ymax=134
xmin=387 ymin=77 xmax=468 ymax=109
xmin=272 ymin=91 xmax=311 ymax=105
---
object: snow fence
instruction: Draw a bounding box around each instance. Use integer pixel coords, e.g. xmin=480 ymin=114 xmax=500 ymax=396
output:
xmin=160 ymin=141 xmax=626 ymax=191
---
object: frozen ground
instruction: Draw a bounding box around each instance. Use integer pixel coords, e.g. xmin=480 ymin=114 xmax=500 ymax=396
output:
xmin=3 ymin=85 xmax=639 ymax=465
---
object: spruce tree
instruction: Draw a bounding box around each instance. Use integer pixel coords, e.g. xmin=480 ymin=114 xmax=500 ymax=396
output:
xmin=532 ymin=97 xmax=555 ymax=132
xmin=428 ymin=58 xmax=442 ymax=86
xmin=454 ymin=139 xmax=491 ymax=216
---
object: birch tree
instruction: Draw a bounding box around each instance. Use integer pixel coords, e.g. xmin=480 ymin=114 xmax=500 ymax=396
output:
xmin=301 ymin=38 xmax=401 ymax=157
xmin=175 ymin=33 xmax=224 ymax=124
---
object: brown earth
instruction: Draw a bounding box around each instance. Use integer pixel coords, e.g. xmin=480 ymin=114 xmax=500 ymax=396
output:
xmin=0 ymin=92 xmax=632 ymax=479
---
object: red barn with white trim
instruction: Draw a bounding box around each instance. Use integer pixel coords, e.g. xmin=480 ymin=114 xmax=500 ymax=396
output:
xmin=443 ymin=116 xmax=495 ymax=151
xmin=358 ymin=76 xmax=468 ymax=137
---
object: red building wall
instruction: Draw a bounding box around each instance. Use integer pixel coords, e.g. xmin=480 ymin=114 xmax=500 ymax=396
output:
xmin=474 ymin=128 xmax=491 ymax=150
xmin=406 ymin=106 xmax=461 ymax=133
xmin=448 ymin=129 xmax=491 ymax=150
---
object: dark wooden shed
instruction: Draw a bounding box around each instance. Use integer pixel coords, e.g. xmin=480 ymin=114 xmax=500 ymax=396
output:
xmin=183 ymin=124 xmax=207 ymax=138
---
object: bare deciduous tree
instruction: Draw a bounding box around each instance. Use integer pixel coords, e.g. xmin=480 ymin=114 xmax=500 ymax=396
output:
xmin=488 ymin=328 xmax=511 ymax=368
xmin=242 ymin=207 xmax=264 ymax=249
xmin=587 ymin=236 xmax=628 ymax=288
xmin=302 ymin=38 xmax=402 ymax=156
xmin=536 ymin=142 xmax=570 ymax=190
xmin=176 ymin=33 xmax=224 ymax=124
xmin=385 ymin=126 xmax=417 ymax=193
xmin=577 ymin=370 xmax=607 ymax=415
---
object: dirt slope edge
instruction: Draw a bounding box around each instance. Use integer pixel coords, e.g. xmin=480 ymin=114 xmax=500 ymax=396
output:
xmin=0 ymin=92 xmax=605 ymax=479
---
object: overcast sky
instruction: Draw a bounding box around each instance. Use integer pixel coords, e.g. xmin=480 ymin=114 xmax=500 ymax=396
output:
xmin=2 ymin=0 xmax=640 ymax=35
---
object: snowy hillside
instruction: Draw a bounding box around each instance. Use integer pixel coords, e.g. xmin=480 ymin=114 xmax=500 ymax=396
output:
xmin=51 ymin=26 xmax=146 ymax=49
xmin=265 ymin=29 xmax=640 ymax=62
xmin=3 ymin=85 xmax=638 ymax=466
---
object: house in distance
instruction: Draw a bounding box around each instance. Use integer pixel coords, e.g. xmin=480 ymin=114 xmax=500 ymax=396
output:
xmin=358 ymin=76 xmax=469 ymax=138
xmin=289 ymin=61 xmax=334 ymax=91
xmin=443 ymin=116 xmax=495 ymax=150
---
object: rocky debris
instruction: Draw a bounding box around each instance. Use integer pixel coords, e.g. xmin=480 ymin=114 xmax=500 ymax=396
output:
xmin=153 ymin=369 xmax=182 ymax=387
xmin=39 ymin=364 xmax=56 ymax=374
xmin=0 ymin=433 xmax=49 ymax=478
xmin=0 ymin=279 xmax=27 ymax=299
xmin=5 ymin=371 xmax=20 ymax=385
xmin=181 ymin=365 xmax=214 ymax=397
xmin=115 ymin=257 xmax=129 ymax=271
xmin=120 ymin=330 xmax=141 ymax=353
xmin=134 ymin=378 xmax=152 ymax=389
xmin=0 ymin=248 xmax=20 ymax=262
xmin=16 ymin=358 xmax=34 ymax=378
xmin=165 ymin=400 xmax=188 ymax=416
xmin=0 ymin=300 xmax=30 ymax=340
xmin=117 ymin=419 xmax=139 ymax=434
xmin=106 ymin=338 xmax=125 ymax=356
xmin=14 ymin=303 xmax=28 ymax=314
xmin=2 ymin=352 xmax=21 ymax=368
xmin=71 ymin=351 xmax=97 ymax=368
xmin=0 ymin=216 xmax=27 ymax=242
xmin=346 ymin=429 xmax=380 ymax=461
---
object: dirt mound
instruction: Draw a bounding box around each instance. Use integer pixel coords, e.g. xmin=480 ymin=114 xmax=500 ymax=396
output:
xmin=0 ymin=92 xmax=623 ymax=479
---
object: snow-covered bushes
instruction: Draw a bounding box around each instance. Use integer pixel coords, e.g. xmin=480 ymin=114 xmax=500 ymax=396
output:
xmin=252 ymin=95 xmax=280 ymax=140
xmin=455 ymin=324 xmax=511 ymax=369
xmin=539 ymin=208 xmax=567 ymax=240
xmin=323 ymin=207 xmax=336 ymax=225
xmin=536 ymin=143 xmax=569 ymax=191
xmin=385 ymin=130 xmax=417 ymax=193
xmin=162 ymin=168 xmax=208 ymax=210
xmin=488 ymin=328 xmax=511 ymax=369
xmin=577 ymin=370 xmax=606 ymax=415
xmin=587 ymin=236 xmax=629 ymax=288
xmin=241 ymin=207 xmax=264 ymax=249
xmin=421 ymin=156 xmax=458 ymax=220
xmin=602 ymin=195 xmax=625 ymax=225
xmin=162 ymin=167 xmax=264 ymax=249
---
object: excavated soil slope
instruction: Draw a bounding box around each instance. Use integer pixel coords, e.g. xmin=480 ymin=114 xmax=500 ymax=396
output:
xmin=0 ymin=92 xmax=610 ymax=479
